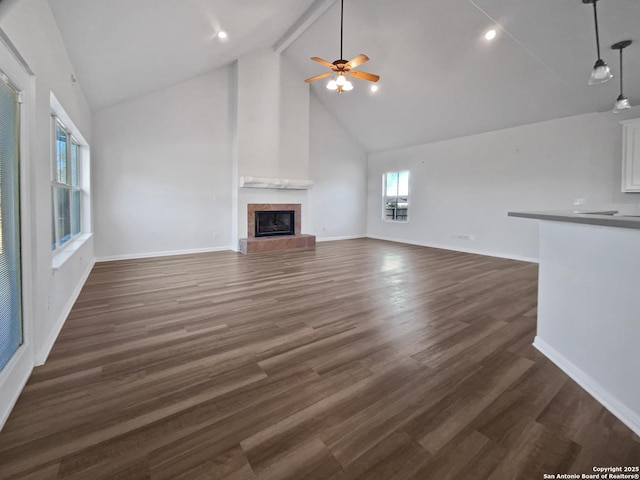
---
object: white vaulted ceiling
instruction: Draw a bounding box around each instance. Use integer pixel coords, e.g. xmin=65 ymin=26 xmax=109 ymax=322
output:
xmin=47 ymin=0 xmax=317 ymax=111
xmin=48 ymin=0 xmax=640 ymax=152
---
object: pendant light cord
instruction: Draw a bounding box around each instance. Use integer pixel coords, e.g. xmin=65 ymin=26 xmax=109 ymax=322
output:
xmin=619 ymin=48 xmax=624 ymax=95
xmin=340 ymin=0 xmax=344 ymax=60
xmin=593 ymin=0 xmax=602 ymax=59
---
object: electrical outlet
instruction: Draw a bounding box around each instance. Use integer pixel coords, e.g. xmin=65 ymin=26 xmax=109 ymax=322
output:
xmin=573 ymin=198 xmax=587 ymax=206
xmin=453 ymin=234 xmax=474 ymax=240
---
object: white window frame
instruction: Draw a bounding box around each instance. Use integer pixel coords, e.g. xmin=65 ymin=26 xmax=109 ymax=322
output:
xmin=383 ymin=171 xmax=410 ymax=223
xmin=51 ymin=115 xmax=82 ymax=251
xmin=0 ymin=28 xmax=36 ymax=414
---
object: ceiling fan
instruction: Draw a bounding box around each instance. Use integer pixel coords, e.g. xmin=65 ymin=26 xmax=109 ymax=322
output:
xmin=304 ymin=0 xmax=380 ymax=93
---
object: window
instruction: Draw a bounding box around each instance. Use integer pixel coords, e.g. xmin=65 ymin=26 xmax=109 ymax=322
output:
xmin=51 ymin=117 xmax=81 ymax=251
xmin=383 ymin=171 xmax=409 ymax=222
xmin=0 ymin=71 xmax=23 ymax=370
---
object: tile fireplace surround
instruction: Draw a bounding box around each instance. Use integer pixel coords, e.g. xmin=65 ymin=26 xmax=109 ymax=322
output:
xmin=239 ymin=203 xmax=316 ymax=254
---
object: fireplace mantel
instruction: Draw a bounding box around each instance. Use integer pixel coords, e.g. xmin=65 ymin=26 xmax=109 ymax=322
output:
xmin=239 ymin=176 xmax=314 ymax=190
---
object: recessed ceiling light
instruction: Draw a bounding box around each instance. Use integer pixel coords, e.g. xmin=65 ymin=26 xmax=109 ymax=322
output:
xmin=217 ymin=31 xmax=228 ymax=40
xmin=370 ymin=85 xmax=379 ymax=93
xmin=485 ymin=29 xmax=497 ymax=41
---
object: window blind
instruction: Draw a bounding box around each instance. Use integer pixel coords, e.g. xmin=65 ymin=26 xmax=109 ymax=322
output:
xmin=0 ymin=72 xmax=23 ymax=371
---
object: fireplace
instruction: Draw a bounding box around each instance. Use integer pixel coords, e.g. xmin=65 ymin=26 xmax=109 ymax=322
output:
xmin=255 ymin=210 xmax=295 ymax=237
xmin=239 ymin=203 xmax=314 ymax=254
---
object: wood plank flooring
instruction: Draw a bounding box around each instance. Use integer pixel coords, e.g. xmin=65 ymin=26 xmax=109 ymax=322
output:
xmin=0 ymin=238 xmax=638 ymax=479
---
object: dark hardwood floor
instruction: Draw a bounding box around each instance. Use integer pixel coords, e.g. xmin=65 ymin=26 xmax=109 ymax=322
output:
xmin=0 ymin=239 xmax=638 ymax=479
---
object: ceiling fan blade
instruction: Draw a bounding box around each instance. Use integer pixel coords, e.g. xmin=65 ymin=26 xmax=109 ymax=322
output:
xmin=311 ymin=57 xmax=337 ymax=69
xmin=346 ymin=54 xmax=369 ymax=69
xmin=305 ymin=72 xmax=333 ymax=83
xmin=349 ymin=70 xmax=380 ymax=82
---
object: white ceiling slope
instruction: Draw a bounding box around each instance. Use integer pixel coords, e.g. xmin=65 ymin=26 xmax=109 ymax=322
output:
xmin=284 ymin=0 xmax=640 ymax=152
xmin=47 ymin=0 xmax=316 ymax=111
xmin=48 ymin=0 xmax=640 ymax=152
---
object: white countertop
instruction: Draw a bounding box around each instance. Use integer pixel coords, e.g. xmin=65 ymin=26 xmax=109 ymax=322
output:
xmin=508 ymin=210 xmax=640 ymax=230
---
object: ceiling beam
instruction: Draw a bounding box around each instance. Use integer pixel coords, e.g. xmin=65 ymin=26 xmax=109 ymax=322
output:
xmin=273 ymin=0 xmax=337 ymax=55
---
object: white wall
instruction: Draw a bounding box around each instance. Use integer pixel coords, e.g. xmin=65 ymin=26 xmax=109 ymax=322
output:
xmin=234 ymin=49 xmax=312 ymax=243
xmin=534 ymin=221 xmax=640 ymax=436
xmin=309 ymin=94 xmax=367 ymax=240
xmin=236 ymin=48 xmax=310 ymax=180
xmin=236 ymin=49 xmax=281 ymax=179
xmin=92 ymin=46 xmax=365 ymax=255
xmin=92 ymin=68 xmax=233 ymax=259
xmin=367 ymin=110 xmax=640 ymax=261
xmin=0 ymin=0 xmax=20 ymax=18
xmin=0 ymin=0 xmax=93 ymax=428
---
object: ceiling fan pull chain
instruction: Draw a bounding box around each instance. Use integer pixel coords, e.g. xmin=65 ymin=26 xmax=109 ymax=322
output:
xmin=619 ymin=48 xmax=623 ymax=94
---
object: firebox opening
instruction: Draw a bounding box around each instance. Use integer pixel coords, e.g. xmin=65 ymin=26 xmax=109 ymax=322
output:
xmin=255 ymin=210 xmax=295 ymax=237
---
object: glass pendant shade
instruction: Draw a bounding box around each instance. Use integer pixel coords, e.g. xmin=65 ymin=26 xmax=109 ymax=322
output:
xmin=585 ymin=0 xmax=612 ymax=85
xmin=342 ymin=81 xmax=353 ymax=91
xmin=326 ymin=78 xmax=338 ymax=90
xmin=588 ymin=59 xmax=613 ymax=85
xmin=613 ymin=95 xmax=631 ymax=113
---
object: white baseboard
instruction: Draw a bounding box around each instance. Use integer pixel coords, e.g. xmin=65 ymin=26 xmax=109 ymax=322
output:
xmin=366 ymin=234 xmax=539 ymax=264
xmin=95 ymin=246 xmax=233 ymax=263
xmin=316 ymin=234 xmax=366 ymax=242
xmin=534 ymin=336 xmax=640 ymax=437
xmin=35 ymin=259 xmax=95 ymax=366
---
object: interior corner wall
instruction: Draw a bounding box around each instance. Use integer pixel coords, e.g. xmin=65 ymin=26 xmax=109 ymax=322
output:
xmin=0 ymin=0 xmax=93 ymax=428
xmin=367 ymin=111 xmax=640 ymax=261
xmin=236 ymin=48 xmax=281 ymax=179
xmin=309 ymin=94 xmax=367 ymax=240
xmin=278 ymin=55 xmax=310 ymax=181
xmin=234 ymin=49 xmax=312 ymax=243
xmin=235 ymin=48 xmax=310 ymax=181
xmin=92 ymin=68 xmax=233 ymax=260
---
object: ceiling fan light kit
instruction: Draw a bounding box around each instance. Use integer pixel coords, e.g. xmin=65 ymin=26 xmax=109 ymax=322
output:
xmin=304 ymin=0 xmax=380 ymax=93
xmin=612 ymin=40 xmax=632 ymax=113
xmin=584 ymin=0 xmax=613 ymax=85
xmin=326 ymin=72 xmax=353 ymax=92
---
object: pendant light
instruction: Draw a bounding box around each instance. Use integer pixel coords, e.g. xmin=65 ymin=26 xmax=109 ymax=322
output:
xmin=612 ymin=40 xmax=632 ymax=112
xmin=584 ymin=0 xmax=613 ymax=85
